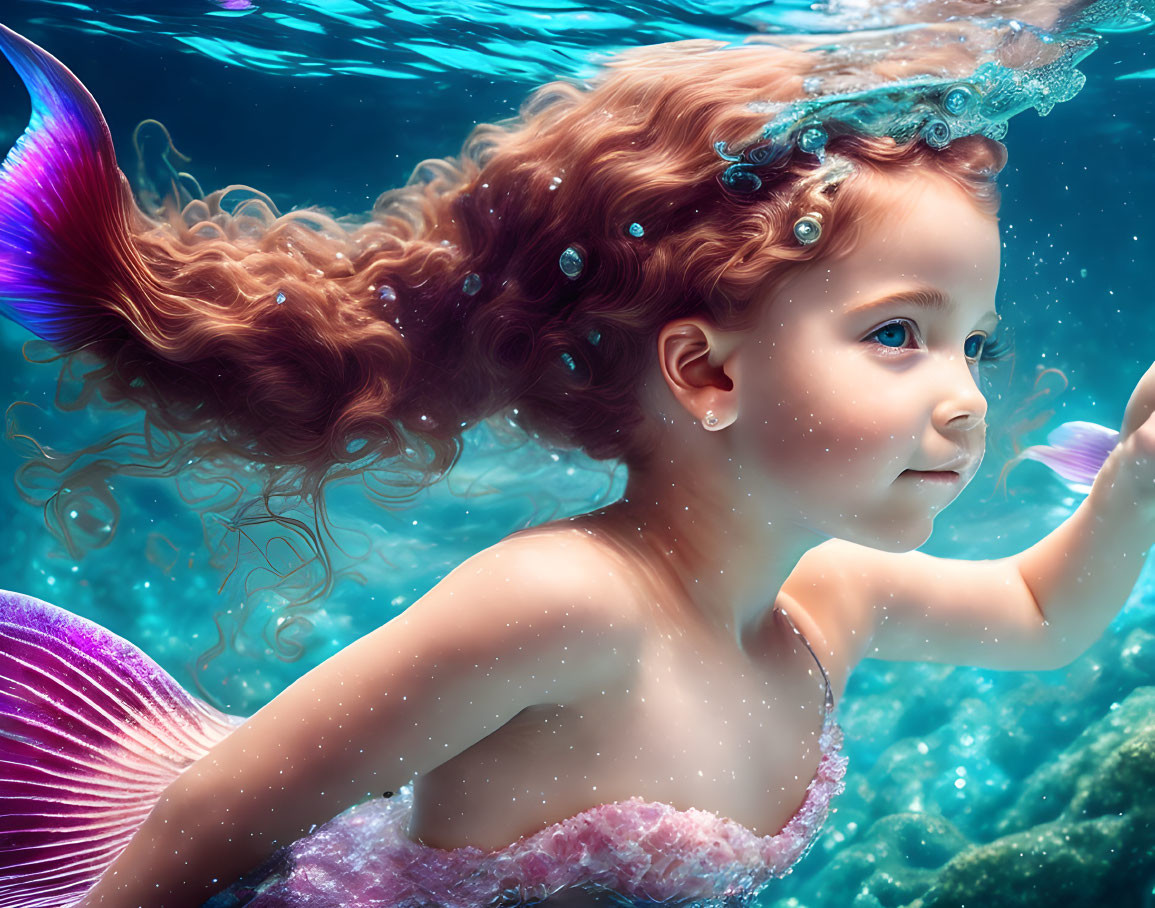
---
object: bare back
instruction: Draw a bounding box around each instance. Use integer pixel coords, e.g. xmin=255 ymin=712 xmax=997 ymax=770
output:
xmin=408 ymin=522 xmax=854 ymax=851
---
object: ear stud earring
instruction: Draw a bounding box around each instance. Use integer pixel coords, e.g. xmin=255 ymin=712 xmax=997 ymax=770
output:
xmin=703 ymin=410 xmax=720 ymax=429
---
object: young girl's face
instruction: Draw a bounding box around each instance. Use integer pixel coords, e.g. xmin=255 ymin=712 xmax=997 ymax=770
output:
xmin=733 ymin=170 xmax=1002 ymax=552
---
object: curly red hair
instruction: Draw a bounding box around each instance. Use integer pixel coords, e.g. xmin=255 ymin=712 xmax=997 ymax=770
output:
xmin=3 ymin=36 xmax=1006 ymax=654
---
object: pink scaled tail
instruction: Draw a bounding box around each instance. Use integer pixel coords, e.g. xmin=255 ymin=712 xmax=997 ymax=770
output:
xmin=0 ymin=591 xmax=244 ymax=908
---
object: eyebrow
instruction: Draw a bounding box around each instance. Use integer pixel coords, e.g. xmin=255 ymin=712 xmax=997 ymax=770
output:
xmin=847 ymin=287 xmax=999 ymax=327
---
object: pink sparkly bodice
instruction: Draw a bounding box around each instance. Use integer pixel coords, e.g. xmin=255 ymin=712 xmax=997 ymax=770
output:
xmin=212 ymin=608 xmax=848 ymax=907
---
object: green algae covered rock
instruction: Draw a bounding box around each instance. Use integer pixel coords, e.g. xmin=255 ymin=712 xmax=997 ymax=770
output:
xmin=911 ymin=687 xmax=1155 ymax=908
xmin=797 ymin=687 xmax=1155 ymax=908
xmin=912 ymin=812 xmax=1146 ymax=908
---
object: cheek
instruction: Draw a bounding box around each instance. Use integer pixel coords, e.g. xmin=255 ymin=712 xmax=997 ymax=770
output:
xmin=740 ymin=354 xmax=913 ymax=487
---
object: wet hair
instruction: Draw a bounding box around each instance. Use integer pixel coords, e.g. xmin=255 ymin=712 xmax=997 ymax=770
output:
xmin=1 ymin=35 xmax=1006 ymax=652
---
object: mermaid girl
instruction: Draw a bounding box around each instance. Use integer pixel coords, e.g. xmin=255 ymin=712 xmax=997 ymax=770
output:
xmin=1 ymin=2 xmax=1154 ymax=906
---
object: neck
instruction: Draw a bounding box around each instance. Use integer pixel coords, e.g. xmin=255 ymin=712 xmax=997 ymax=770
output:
xmin=574 ymin=456 xmax=828 ymax=646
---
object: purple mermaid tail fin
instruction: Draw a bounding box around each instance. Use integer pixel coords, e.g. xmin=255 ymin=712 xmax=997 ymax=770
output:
xmin=1017 ymin=420 xmax=1121 ymax=494
xmin=0 ymin=23 xmax=139 ymax=351
xmin=0 ymin=590 xmax=244 ymax=908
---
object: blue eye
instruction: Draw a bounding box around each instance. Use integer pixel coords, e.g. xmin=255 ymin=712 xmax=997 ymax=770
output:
xmin=873 ymin=318 xmax=910 ymax=346
xmin=866 ymin=319 xmax=1014 ymax=365
xmin=866 ymin=319 xmax=917 ymax=351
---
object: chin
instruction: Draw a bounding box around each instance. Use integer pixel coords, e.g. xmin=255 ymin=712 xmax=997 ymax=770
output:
xmin=885 ymin=520 xmax=936 ymax=552
xmin=832 ymin=515 xmax=935 ymax=553
xmin=801 ymin=496 xmax=941 ymax=551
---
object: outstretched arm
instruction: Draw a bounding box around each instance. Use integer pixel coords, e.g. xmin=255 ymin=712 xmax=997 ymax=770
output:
xmin=1015 ymin=361 xmax=1155 ymax=666
xmin=76 ymin=537 xmax=638 ymax=907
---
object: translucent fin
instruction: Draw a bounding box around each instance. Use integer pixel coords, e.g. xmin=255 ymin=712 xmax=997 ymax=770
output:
xmin=0 ymin=590 xmax=244 ymax=908
xmin=1018 ymin=419 xmax=1121 ymax=494
xmin=0 ymin=24 xmax=133 ymax=350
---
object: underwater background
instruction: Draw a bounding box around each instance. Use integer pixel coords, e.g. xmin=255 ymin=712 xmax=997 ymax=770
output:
xmin=0 ymin=0 xmax=1153 ymax=905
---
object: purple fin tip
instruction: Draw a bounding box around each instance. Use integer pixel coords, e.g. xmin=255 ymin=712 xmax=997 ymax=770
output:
xmin=1018 ymin=420 xmax=1120 ymax=494
xmin=0 ymin=24 xmax=123 ymax=349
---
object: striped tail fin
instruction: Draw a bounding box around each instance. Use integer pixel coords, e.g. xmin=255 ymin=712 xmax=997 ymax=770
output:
xmin=0 ymin=23 xmax=140 ymax=350
xmin=0 ymin=590 xmax=244 ymax=908
xmin=1017 ymin=420 xmax=1121 ymax=495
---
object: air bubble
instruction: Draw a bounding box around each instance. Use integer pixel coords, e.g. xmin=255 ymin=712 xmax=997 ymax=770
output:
xmin=559 ymin=246 xmax=584 ymax=279
xmin=793 ymin=215 xmax=822 ymax=245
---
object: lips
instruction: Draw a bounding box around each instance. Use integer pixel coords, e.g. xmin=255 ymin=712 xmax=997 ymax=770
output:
xmin=908 ymin=454 xmax=973 ymax=473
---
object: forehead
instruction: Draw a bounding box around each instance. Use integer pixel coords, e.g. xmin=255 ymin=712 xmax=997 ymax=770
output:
xmin=769 ymin=171 xmax=1001 ymax=318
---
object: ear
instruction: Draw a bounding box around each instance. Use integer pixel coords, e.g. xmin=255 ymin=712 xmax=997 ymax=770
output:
xmin=655 ymin=317 xmax=745 ymax=430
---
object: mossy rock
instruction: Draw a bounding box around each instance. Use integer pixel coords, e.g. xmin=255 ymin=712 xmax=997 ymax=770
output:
xmin=994 ymin=686 xmax=1155 ymax=835
xmin=907 ymin=814 xmax=1140 ymax=908
xmin=895 ymin=687 xmax=1155 ymax=908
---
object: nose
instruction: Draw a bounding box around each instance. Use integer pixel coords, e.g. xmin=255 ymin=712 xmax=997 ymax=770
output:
xmin=931 ymin=356 xmax=988 ymax=434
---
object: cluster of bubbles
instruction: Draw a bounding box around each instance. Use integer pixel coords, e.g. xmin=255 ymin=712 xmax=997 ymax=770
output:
xmin=449 ymin=233 xmax=629 ymax=374
xmin=717 ymin=0 xmax=1155 ymax=192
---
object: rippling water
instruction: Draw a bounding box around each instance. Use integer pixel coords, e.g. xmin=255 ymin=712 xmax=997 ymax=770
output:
xmin=1 ymin=1 xmax=1154 ymax=904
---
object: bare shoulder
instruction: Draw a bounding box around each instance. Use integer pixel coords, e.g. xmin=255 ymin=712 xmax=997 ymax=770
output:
xmin=485 ymin=523 xmax=648 ymax=638
xmin=777 ymin=538 xmax=877 ymax=693
xmin=426 ymin=524 xmax=646 ymax=679
xmin=160 ymin=527 xmax=645 ymax=839
xmin=114 ymin=524 xmax=647 ymax=900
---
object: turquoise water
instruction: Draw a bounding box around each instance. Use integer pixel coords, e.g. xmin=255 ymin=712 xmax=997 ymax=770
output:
xmin=1 ymin=0 xmax=1154 ymax=904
